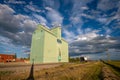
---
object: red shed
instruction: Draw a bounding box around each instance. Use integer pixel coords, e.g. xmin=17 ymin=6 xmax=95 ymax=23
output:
xmin=0 ymin=54 xmax=16 ymax=63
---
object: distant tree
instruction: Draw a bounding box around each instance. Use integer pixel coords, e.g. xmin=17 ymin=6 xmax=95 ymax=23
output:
xmin=69 ymin=57 xmax=80 ymax=62
xmin=20 ymin=58 xmax=24 ymax=60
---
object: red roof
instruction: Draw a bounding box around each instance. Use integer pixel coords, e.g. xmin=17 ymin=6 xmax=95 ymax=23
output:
xmin=0 ymin=54 xmax=15 ymax=56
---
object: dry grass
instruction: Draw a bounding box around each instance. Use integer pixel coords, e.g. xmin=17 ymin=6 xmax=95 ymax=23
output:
xmin=0 ymin=61 xmax=120 ymax=80
xmin=103 ymin=61 xmax=120 ymax=77
xmin=107 ymin=61 xmax=120 ymax=67
xmin=32 ymin=62 xmax=102 ymax=80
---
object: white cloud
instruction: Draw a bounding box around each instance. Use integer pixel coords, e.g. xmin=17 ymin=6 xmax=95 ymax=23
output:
xmin=70 ymin=16 xmax=81 ymax=25
xmin=32 ymin=14 xmax=47 ymax=26
xmin=26 ymin=4 xmax=41 ymax=12
xmin=77 ymin=28 xmax=83 ymax=35
xmin=63 ymin=27 xmax=99 ymax=43
xmin=26 ymin=5 xmax=41 ymax=12
xmin=69 ymin=33 xmax=119 ymax=57
xmin=103 ymin=27 xmax=112 ymax=35
xmin=0 ymin=4 xmax=15 ymax=14
xmin=86 ymin=0 xmax=118 ymax=28
xmin=81 ymin=13 xmax=94 ymax=19
xmin=23 ymin=19 xmax=37 ymax=29
xmin=72 ymin=0 xmax=92 ymax=11
xmin=69 ymin=0 xmax=93 ymax=25
xmin=63 ymin=29 xmax=76 ymax=42
xmin=81 ymin=6 xmax=88 ymax=10
xmin=4 ymin=0 xmax=25 ymax=4
xmin=97 ymin=18 xmax=107 ymax=23
xmin=97 ymin=0 xmax=119 ymax=11
xmin=18 ymin=31 xmax=25 ymax=34
xmin=14 ymin=14 xmax=29 ymax=20
xmin=76 ymin=30 xmax=99 ymax=41
xmin=45 ymin=7 xmax=63 ymax=25
xmin=84 ymin=28 xmax=92 ymax=33
xmin=42 ymin=0 xmax=60 ymax=10
xmin=0 ymin=35 xmax=12 ymax=43
xmin=68 ymin=0 xmax=120 ymax=29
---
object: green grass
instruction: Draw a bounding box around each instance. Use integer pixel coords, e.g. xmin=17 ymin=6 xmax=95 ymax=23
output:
xmin=107 ymin=61 xmax=120 ymax=67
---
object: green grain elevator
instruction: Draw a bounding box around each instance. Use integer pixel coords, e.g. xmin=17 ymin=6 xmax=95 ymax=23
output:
xmin=30 ymin=24 xmax=68 ymax=63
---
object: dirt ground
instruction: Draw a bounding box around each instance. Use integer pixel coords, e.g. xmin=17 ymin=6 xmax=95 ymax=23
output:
xmin=0 ymin=62 xmax=61 ymax=74
xmin=0 ymin=62 xmax=62 ymax=80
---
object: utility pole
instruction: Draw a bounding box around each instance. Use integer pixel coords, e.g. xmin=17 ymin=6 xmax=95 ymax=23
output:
xmin=106 ymin=48 xmax=110 ymax=61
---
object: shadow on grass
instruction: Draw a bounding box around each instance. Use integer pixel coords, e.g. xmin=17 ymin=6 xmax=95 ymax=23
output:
xmin=27 ymin=60 xmax=34 ymax=80
xmin=100 ymin=60 xmax=120 ymax=73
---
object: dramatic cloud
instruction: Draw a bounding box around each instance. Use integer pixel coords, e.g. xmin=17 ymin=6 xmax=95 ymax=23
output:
xmin=0 ymin=0 xmax=120 ymax=59
xmin=0 ymin=4 xmax=37 ymax=46
xmin=69 ymin=32 xmax=120 ymax=56
xmin=63 ymin=0 xmax=120 ymax=57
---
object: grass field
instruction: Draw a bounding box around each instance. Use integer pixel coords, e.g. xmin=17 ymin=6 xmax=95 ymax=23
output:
xmin=102 ymin=60 xmax=120 ymax=78
xmin=107 ymin=61 xmax=120 ymax=67
xmin=0 ymin=61 xmax=120 ymax=80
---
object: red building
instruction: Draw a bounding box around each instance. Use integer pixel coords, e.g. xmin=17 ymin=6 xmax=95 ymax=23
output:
xmin=0 ymin=54 xmax=16 ymax=63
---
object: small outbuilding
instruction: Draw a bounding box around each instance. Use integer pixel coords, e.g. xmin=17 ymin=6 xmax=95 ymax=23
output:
xmin=80 ymin=57 xmax=87 ymax=62
xmin=0 ymin=54 xmax=16 ymax=63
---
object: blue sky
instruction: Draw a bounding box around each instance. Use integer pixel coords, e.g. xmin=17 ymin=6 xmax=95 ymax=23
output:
xmin=0 ymin=0 xmax=120 ymax=60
